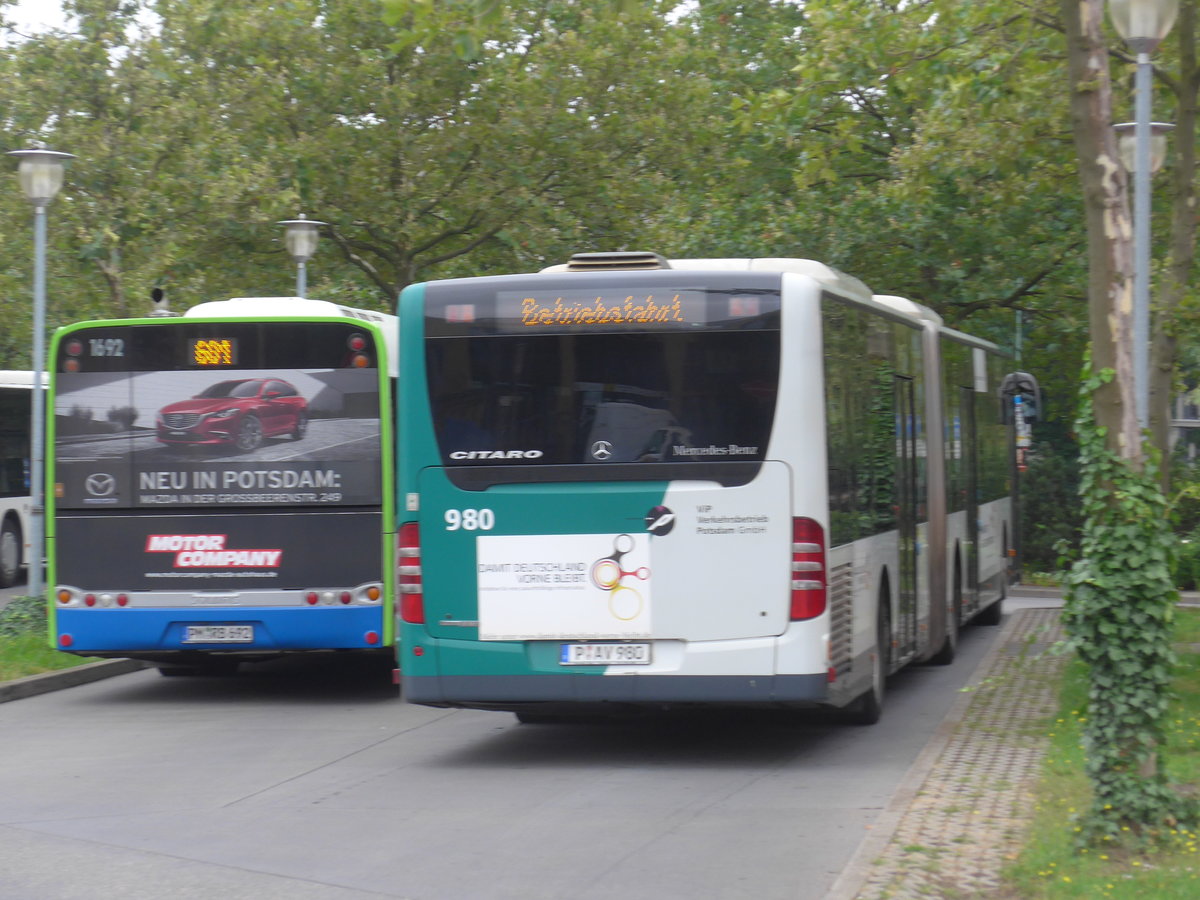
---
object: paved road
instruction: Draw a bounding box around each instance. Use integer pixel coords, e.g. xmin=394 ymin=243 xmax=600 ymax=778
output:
xmin=0 ymin=608 xmax=1025 ymax=900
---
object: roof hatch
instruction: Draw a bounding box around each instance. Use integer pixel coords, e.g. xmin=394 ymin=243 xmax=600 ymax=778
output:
xmin=564 ymin=251 xmax=672 ymax=272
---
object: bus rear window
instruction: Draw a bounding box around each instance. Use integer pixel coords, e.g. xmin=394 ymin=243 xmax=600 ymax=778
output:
xmin=424 ymin=284 xmax=780 ymax=479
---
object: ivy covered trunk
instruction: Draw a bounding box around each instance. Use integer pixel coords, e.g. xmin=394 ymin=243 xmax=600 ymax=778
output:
xmin=1063 ymin=370 xmax=1190 ymax=843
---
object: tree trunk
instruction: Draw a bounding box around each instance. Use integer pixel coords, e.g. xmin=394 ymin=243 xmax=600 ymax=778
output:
xmin=1061 ymin=0 xmax=1141 ymax=465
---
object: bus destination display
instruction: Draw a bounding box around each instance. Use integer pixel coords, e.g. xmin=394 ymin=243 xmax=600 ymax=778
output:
xmin=189 ymin=338 xmax=238 ymax=367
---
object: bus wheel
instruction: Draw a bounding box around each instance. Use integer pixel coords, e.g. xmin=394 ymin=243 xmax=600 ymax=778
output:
xmin=929 ymin=560 xmax=962 ymax=666
xmin=976 ymin=597 xmax=1003 ymax=626
xmin=0 ymin=518 xmax=20 ymax=588
xmin=845 ymin=601 xmax=889 ymax=725
xmin=234 ymin=415 xmax=264 ymax=452
xmin=515 ymin=710 xmax=566 ymax=725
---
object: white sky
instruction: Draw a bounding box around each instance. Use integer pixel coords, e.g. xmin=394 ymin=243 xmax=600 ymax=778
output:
xmin=4 ymin=0 xmax=68 ymax=35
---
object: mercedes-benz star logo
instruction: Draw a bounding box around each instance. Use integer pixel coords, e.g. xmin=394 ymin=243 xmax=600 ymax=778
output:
xmin=85 ymin=473 xmax=117 ymax=497
xmin=591 ymin=440 xmax=613 ymax=460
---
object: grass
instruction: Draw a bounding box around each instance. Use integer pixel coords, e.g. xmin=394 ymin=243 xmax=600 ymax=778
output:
xmin=999 ymin=606 xmax=1200 ymax=898
xmin=0 ymin=594 xmax=92 ymax=682
xmin=1024 ymin=571 xmax=1065 ymax=587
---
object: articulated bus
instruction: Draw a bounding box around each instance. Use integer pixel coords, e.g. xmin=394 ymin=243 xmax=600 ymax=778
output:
xmin=395 ymin=252 xmax=1013 ymax=723
xmin=47 ymin=298 xmax=397 ymax=674
xmin=0 ymin=370 xmax=35 ymax=588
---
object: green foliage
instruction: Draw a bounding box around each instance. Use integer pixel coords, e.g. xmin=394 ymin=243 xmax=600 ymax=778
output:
xmin=1021 ymin=433 xmax=1083 ymax=573
xmin=1172 ymin=530 xmax=1200 ymax=592
xmin=0 ymin=595 xmax=90 ymax=681
xmin=0 ymin=593 xmax=46 ymax=639
xmin=1062 ymin=365 xmax=1197 ymax=845
xmin=1004 ymin=636 xmax=1200 ymax=898
xmin=1166 ymin=475 xmax=1200 ymax=591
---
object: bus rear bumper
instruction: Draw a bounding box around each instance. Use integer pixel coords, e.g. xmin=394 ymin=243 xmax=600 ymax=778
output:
xmin=53 ymin=606 xmax=386 ymax=654
xmin=403 ymin=672 xmax=830 ymax=708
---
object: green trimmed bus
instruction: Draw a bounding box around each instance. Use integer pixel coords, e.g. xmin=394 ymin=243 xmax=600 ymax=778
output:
xmin=394 ymin=253 xmax=1014 ymax=722
xmin=47 ymin=298 xmax=397 ymax=674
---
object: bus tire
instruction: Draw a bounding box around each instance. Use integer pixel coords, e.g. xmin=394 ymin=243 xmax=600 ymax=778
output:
xmin=234 ymin=415 xmax=264 ymax=452
xmin=0 ymin=517 xmax=20 ymax=588
xmin=845 ymin=600 xmax=889 ymax=725
xmin=929 ymin=558 xmax=962 ymax=666
xmin=976 ymin=597 xmax=1003 ymax=626
xmin=515 ymin=710 xmax=565 ymax=725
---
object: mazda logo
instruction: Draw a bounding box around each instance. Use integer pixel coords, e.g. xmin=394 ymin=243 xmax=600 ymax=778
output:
xmin=591 ymin=440 xmax=613 ymax=460
xmin=85 ymin=473 xmax=117 ymax=497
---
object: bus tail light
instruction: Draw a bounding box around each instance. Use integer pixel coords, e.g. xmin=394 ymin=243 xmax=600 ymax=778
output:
xmin=399 ymin=522 xmax=424 ymax=624
xmin=790 ymin=517 xmax=827 ymax=621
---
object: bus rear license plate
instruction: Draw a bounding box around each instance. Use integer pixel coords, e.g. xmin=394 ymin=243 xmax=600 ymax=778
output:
xmin=560 ymin=643 xmax=651 ymax=665
xmin=183 ymin=625 xmax=254 ymax=643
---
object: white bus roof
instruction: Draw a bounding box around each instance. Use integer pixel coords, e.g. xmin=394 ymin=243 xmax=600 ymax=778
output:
xmin=540 ymin=255 xmax=874 ymax=302
xmin=184 ymin=296 xmax=395 ymax=326
xmin=181 ymin=297 xmax=400 ymax=376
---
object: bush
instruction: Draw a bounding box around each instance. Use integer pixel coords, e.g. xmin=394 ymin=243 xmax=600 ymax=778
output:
xmin=0 ymin=594 xmax=47 ymax=638
xmin=1019 ymin=437 xmax=1083 ymax=572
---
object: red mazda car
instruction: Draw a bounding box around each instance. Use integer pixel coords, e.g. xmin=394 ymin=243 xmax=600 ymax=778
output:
xmin=156 ymin=378 xmax=308 ymax=451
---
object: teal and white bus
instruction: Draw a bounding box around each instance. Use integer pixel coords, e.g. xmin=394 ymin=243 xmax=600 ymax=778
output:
xmin=48 ymin=297 xmax=398 ymax=674
xmin=395 ymin=253 xmax=1013 ymax=722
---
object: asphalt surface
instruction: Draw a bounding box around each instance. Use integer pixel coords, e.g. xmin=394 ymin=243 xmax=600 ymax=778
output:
xmin=0 ymin=585 xmax=1070 ymax=900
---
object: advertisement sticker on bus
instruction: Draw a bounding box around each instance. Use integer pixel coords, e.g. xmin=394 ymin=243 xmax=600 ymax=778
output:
xmin=54 ymin=366 xmax=381 ymax=510
xmin=476 ymin=532 xmax=653 ymax=640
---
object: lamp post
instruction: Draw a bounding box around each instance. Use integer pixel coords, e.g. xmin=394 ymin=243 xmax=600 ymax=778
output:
xmin=8 ymin=146 xmax=74 ymax=599
xmin=1108 ymin=0 xmax=1179 ymax=431
xmin=1113 ymin=120 xmax=1174 ymax=175
xmin=277 ymin=214 xmax=327 ymax=298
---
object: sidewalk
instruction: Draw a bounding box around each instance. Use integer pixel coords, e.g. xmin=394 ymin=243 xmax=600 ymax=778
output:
xmin=828 ymin=599 xmax=1067 ymax=899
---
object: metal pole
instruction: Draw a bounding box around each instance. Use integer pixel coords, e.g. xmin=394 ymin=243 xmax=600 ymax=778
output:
xmin=1015 ymin=310 xmax=1023 ymax=365
xmin=296 ymin=260 xmax=307 ymax=299
xmin=29 ymin=202 xmax=48 ymax=599
xmin=1133 ymin=51 xmax=1153 ymax=432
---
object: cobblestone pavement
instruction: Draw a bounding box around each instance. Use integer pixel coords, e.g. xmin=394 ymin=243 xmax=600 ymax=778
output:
xmin=836 ymin=608 xmax=1067 ymax=900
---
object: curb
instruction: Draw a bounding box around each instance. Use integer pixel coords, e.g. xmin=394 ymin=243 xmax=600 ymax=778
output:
xmin=0 ymin=659 xmax=148 ymax=704
xmin=823 ymin=606 xmax=1031 ymax=900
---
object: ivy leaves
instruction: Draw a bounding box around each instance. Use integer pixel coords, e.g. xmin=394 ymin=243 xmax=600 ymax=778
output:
xmin=1063 ymin=365 xmax=1196 ymax=844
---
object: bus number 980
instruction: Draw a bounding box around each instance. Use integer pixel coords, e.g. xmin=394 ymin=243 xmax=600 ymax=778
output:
xmin=445 ymin=508 xmax=495 ymax=531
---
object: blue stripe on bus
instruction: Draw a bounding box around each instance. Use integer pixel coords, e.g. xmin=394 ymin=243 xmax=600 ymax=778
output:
xmin=55 ymin=607 xmax=385 ymax=652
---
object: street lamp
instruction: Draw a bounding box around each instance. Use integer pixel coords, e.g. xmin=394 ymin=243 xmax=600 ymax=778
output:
xmin=1113 ymin=121 xmax=1174 ymax=176
xmin=1108 ymin=0 xmax=1179 ymax=431
xmin=277 ymin=214 xmax=327 ymax=298
xmin=8 ymin=146 xmax=75 ymax=600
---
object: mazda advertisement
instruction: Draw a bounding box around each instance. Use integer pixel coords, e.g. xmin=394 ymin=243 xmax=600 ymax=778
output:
xmin=54 ymin=366 xmax=382 ymax=511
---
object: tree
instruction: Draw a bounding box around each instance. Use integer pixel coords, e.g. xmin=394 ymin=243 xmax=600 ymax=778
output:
xmin=1057 ymin=0 xmax=1197 ymax=843
xmin=0 ymin=0 xmax=727 ymax=359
